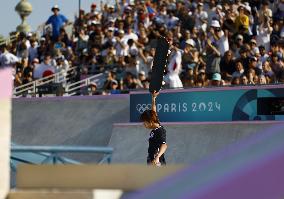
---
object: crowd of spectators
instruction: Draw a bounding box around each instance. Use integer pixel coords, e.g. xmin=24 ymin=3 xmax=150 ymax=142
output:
xmin=1 ymin=0 xmax=284 ymax=96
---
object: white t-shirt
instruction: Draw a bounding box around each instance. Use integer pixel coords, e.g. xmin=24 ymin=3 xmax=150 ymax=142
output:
xmin=0 ymin=51 xmax=19 ymax=66
xmin=215 ymin=31 xmax=229 ymax=56
xmin=257 ymin=26 xmax=271 ymax=51
xmin=33 ymin=63 xmax=55 ymax=79
xmin=122 ymin=33 xmax=138 ymax=44
xmin=166 ymin=50 xmax=183 ymax=88
xmin=195 ymin=11 xmax=208 ymax=30
xmin=115 ymin=40 xmax=127 ymax=56
xmin=259 ymin=54 xmax=269 ymax=63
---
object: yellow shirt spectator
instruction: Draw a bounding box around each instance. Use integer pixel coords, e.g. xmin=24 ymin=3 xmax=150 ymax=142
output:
xmin=235 ymin=5 xmax=249 ymax=32
xmin=235 ymin=14 xmax=249 ymax=32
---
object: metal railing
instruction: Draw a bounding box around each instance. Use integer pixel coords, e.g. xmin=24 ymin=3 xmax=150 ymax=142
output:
xmin=65 ymin=73 xmax=105 ymax=96
xmin=0 ymin=34 xmax=17 ymax=46
xmin=13 ymin=66 xmax=76 ymax=97
xmin=11 ymin=145 xmax=113 ymax=172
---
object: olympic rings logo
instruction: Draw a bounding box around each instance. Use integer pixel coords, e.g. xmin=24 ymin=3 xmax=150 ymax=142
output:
xmin=136 ymin=104 xmax=152 ymax=113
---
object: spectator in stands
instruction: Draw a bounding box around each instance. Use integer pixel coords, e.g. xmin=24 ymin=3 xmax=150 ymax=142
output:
xmin=89 ymin=82 xmax=101 ymax=95
xmin=10 ymin=0 xmax=284 ymax=96
xmin=220 ymin=50 xmax=235 ymax=79
xmin=232 ymin=59 xmax=245 ymax=78
xmin=124 ymin=72 xmax=138 ymax=89
xmin=110 ymin=79 xmax=121 ymax=94
xmin=209 ymin=72 xmax=222 ymax=86
xmin=263 ymin=60 xmax=276 ymax=82
xmin=46 ymin=5 xmax=69 ymax=41
xmin=28 ymin=39 xmax=38 ymax=63
xmin=33 ymin=54 xmax=55 ymax=79
xmin=196 ymin=69 xmax=209 ymax=87
xmin=103 ymin=70 xmax=117 ymax=90
xmin=205 ymin=35 xmax=221 ymax=77
xmin=240 ymin=74 xmax=249 ymax=85
xmin=14 ymin=64 xmax=23 ymax=87
xmin=231 ymin=76 xmax=241 ymax=85
xmin=0 ymin=44 xmax=19 ymax=67
xmin=165 ymin=42 xmax=183 ymax=88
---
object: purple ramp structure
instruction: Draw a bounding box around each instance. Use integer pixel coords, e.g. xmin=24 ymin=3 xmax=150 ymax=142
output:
xmin=127 ymin=122 xmax=284 ymax=199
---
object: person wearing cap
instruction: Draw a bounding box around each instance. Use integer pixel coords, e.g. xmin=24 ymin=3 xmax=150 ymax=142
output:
xmin=89 ymin=82 xmax=101 ymax=95
xmin=205 ymin=32 xmax=222 ymax=76
xmin=46 ymin=5 xmax=68 ymax=41
xmin=110 ymin=79 xmax=121 ymax=94
xmin=249 ymin=39 xmax=258 ymax=55
xmin=136 ymin=71 xmax=148 ymax=89
xmin=247 ymin=56 xmax=262 ymax=76
xmin=90 ymin=3 xmax=97 ymax=14
xmin=195 ymin=2 xmax=208 ymax=32
xmin=210 ymin=72 xmax=222 ymax=86
xmin=195 ymin=67 xmax=209 ymax=87
xmin=233 ymin=34 xmax=243 ymax=58
xmin=243 ymin=3 xmax=254 ymax=35
xmin=209 ymin=20 xmax=229 ymax=56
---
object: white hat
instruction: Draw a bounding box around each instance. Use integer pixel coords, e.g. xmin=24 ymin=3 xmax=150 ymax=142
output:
xmin=185 ymin=39 xmax=195 ymax=47
xmin=212 ymin=73 xmax=221 ymax=81
xmin=111 ymin=79 xmax=118 ymax=84
xmin=211 ymin=20 xmax=220 ymax=28
xmin=108 ymin=17 xmax=116 ymax=23
xmin=118 ymin=29 xmax=125 ymax=34
xmin=236 ymin=34 xmax=243 ymax=40
xmin=245 ymin=5 xmax=251 ymax=13
xmin=108 ymin=27 xmax=114 ymax=32
xmin=52 ymin=5 xmax=60 ymax=11
xmin=90 ymin=82 xmax=97 ymax=87
xmin=139 ymin=71 xmax=146 ymax=76
xmin=216 ymin=5 xmax=222 ymax=10
xmin=250 ymin=39 xmax=257 ymax=44
xmin=91 ymin=20 xmax=100 ymax=25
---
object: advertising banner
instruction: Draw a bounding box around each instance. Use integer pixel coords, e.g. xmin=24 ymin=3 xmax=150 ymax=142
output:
xmin=130 ymin=86 xmax=284 ymax=122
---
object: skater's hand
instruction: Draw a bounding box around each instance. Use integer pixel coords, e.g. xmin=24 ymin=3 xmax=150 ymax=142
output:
xmin=153 ymin=156 xmax=160 ymax=166
xmin=152 ymin=90 xmax=159 ymax=98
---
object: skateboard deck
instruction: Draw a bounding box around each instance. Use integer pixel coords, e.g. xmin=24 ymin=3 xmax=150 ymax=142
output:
xmin=149 ymin=37 xmax=170 ymax=93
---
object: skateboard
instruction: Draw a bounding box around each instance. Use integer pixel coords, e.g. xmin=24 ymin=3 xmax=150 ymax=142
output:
xmin=149 ymin=37 xmax=170 ymax=93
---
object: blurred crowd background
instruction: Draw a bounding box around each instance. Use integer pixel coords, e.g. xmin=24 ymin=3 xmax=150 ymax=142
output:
xmin=1 ymin=0 xmax=284 ymax=96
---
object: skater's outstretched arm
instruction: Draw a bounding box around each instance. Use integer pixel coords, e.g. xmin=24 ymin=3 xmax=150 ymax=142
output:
xmin=151 ymin=91 xmax=159 ymax=114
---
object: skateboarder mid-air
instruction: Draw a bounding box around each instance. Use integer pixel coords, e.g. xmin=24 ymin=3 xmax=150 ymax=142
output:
xmin=140 ymin=91 xmax=167 ymax=166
